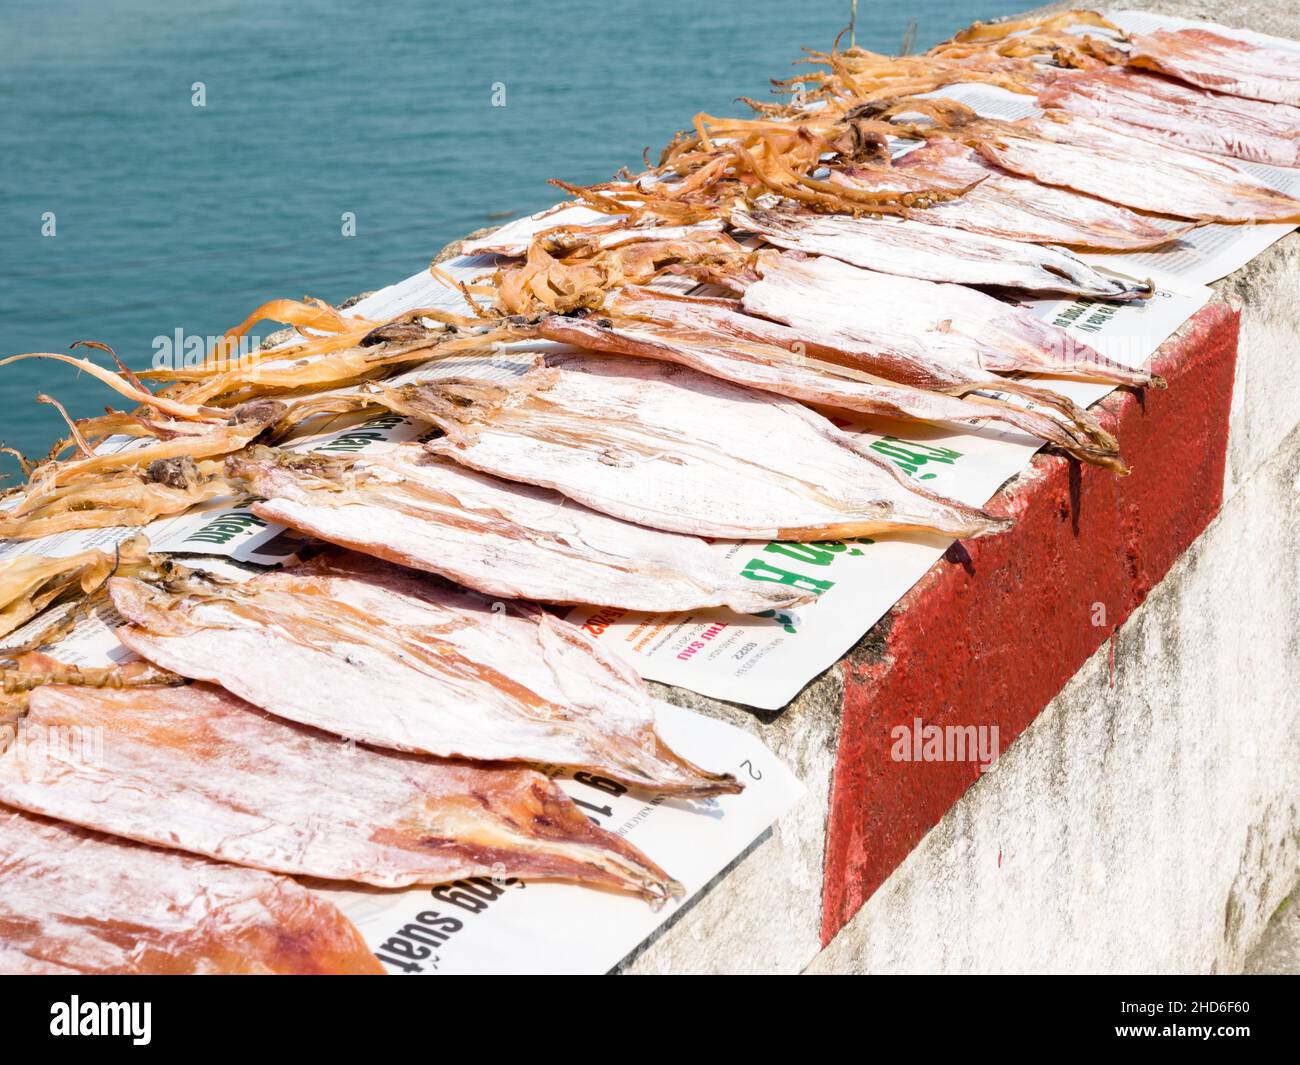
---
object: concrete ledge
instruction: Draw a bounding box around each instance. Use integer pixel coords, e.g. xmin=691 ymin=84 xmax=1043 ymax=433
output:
xmin=630 ymin=260 xmax=1295 ymax=976
xmin=810 ymin=417 xmax=1300 ymax=973
xmin=822 ymin=302 xmax=1240 ymax=941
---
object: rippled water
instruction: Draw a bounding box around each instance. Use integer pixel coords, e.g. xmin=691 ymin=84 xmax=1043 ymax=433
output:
xmin=0 ymin=0 xmax=1025 ymax=478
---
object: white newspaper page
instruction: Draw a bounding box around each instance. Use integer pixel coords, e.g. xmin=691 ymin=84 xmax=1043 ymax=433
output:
xmin=316 ymin=703 xmax=803 ymax=974
xmin=1079 ymin=178 xmax=1299 ymax=289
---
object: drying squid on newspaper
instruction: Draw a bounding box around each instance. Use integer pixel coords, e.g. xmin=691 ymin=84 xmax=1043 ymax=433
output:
xmin=0 ymin=809 xmax=382 ymax=975
xmin=488 ymin=231 xmax=748 ymax=315
xmin=537 ymin=290 xmax=1123 ymax=469
xmin=1125 ymin=26 xmax=1300 ymax=106
xmin=1038 ymin=68 xmax=1300 ymax=167
xmin=229 ymin=445 xmax=813 ymax=613
xmin=836 ymin=139 xmax=1195 ymax=250
xmin=968 ymin=111 xmax=1300 ymax=223
xmin=729 ymin=204 xmax=1150 ymax=299
xmin=941 ymin=9 xmax=1125 ymax=51
xmin=0 ymin=461 xmax=236 ymax=540
xmin=574 ymin=278 xmax=1129 ymax=468
xmin=738 ymin=252 xmax=1160 ymax=391
xmin=464 ymin=213 xmax=726 ymax=259
xmin=459 ymin=205 xmax=604 ymax=257
xmin=0 ymin=537 xmax=148 ymax=639
xmin=109 ymin=553 xmax=740 ymax=796
xmin=0 ymin=681 xmax=683 ymax=902
xmin=773 ymin=39 xmax=1049 ymax=110
xmin=369 ymin=355 xmax=1012 ymax=541
xmin=0 ymin=348 xmax=284 ymax=540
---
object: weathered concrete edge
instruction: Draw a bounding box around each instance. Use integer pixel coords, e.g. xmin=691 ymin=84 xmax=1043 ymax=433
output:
xmin=822 ymin=299 xmax=1240 ymax=939
xmin=810 ymin=415 xmax=1300 ymax=974
xmin=628 ymin=277 xmax=1254 ymax=972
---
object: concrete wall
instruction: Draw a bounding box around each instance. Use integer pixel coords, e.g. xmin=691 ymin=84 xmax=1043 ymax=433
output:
xmin=626 ymin=0 xmax=1300 ymax=975
xmin=811 ymin=420 xmax=1300 ymax=973
xmin=809 ymin=0 xmax=1300 ymax=975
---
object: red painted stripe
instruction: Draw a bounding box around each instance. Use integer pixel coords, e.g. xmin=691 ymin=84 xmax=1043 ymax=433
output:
xmin=820 ymin=303 xmax=1241 ymax=945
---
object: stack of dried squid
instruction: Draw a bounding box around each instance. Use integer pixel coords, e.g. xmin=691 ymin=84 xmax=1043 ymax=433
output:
xmin=3 ymin=8 xmax=1298 ymax=974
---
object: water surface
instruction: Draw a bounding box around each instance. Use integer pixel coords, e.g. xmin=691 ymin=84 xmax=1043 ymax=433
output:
xmin=0 ymin=0 xmax=1026 ymax=478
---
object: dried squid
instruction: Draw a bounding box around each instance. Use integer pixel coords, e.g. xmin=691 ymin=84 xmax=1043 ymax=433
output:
xmin=730 ymin=204 xmax=1150 ymax=299
xmin=537 ymin=293 xmax=1123 ymax=469
xmin=230 ymin=446 xmax=812 ymax=613
xmin=109 ymin=553 xmax=740 ymax=796
xmin=0 ymin=808 xmax=382 ymax=975
xmin=1039 ymin=68 xmax=1300 ymax=167
xmin=1126 ymin=27 xmax=1300 ymax=106
xmin=0 ymin=537 xmax=146 ymax=639
xmin=738 ymin=252 xmax=1160 ymax=390
xmin=0 ymin=681 xmax=682 ymax=901
xmin=838 ymin=139 xmax=1195 ymax=250
xmin=371 ymin=355 xmax=1012 ymax=541
xmin=970 ymin=111 xmax=1300 ymax=223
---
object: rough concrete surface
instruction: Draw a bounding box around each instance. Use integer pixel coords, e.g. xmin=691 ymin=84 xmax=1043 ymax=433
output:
xmin=809 ymin=421 xmax=1300 ymax=973
xmin=1244 ymin=888 xmax=1300 ymax=975
xmin=1218 ymin=237 xmax=1300 ymax=503
xmin=823 ymin=300 xmax=1239 ymax=940
xmin=619 ymin=670 xmax=842 ymax=973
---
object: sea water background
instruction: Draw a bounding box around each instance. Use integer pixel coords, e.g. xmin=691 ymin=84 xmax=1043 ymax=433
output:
xmin=0 ymin=0 xmax=1024 ymax=479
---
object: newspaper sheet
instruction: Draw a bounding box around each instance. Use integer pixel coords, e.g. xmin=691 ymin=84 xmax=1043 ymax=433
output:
xmin=316 ymin=702 xmax=803 ymax=974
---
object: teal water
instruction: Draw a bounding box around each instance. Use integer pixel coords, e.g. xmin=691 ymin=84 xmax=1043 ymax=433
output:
xmin=0 ymin=0 xmax=1025 ymax=480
